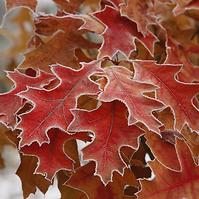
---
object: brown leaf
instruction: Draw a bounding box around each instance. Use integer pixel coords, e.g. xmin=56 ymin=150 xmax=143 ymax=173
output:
xmin=0 ymin=7 xmax=35 ymax=59
xmin=121 ymin=0 xmax=155 ymax=34
xmin=154 ymin=107 xmax=174 ymax=131
xmin=16 ymin=154 xmax=51 ymax=198
xmin=19 ymin=15 xmax=98 ymax=72
xmin=6 ymin=0 xmax=37 ymax=11
xmin=138 ymin=139 xmax=199 ymax=199
xmin=106 ymin=168 xmax=139 ymax=199
xmin=145 ymin=131 xmax=181 ymax=171
xmin=64 ymin=139 xmax=80 ymax=169
xmin=66 ymin=161 xmax=104 ymax=199
xmin=66 ymin=161 xmax=139 ymax=199
xmin=181 ymin=125 xmax=199 ymax=165
xmin=77 ymin=95 xmax=98 ymax=111
xmin=122 ymin=137 xmax=153 ymax=179
xmin=54 ymin=0 xmax=84 ymax=13
xmin=57 ymin=170 xmax=87 ymax=199
xmin=0 ymin=124 xmax=19 ymax=169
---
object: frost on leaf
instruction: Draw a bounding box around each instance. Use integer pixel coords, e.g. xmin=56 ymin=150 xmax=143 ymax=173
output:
xmin=121 ymin=0 xmax=155 ymax=34
xmin=172 ymin=0 xmax=199 ymax=15
xmin=94 ymin=6 xmax=157 ymax=58
xmin=21 ymin=128 xmax=91 ymax=180
xmin=134 ymin=61 xmax=199 ymax=132
xmin=0 ymin=70 xmax=54 ymax=127
xmin=66 ymin=161 xmax=105 ymax=199
xmin=54 ymin=0 xmax=83 ymax=13
xmin=99 ymin=66 xmax=163 ymax=132
xmin=17 ymin=61 xmax=102 ymax=146
xmin=107 ymin=0 xmax=124 ymax=8
xmin=181 ymin=125 xmax=199 ymax=165
xmin=165 ymin=38 xmax=199 ymax=83
xmin=145 ymin=131 xmax=180 ymax=171
xmin=1 ymin=0 xmax=199 ymax=198
xmin=69 ymin=100 xmax=144 ymax=183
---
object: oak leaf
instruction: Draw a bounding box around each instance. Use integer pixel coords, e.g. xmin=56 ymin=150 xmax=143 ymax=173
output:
xmin=66 ymin=161 xmax=139 ymax=199
xmin=145 ymin=131 xmax=181 ymax=171
xmin=106 ymin=0 xmax=124 ymax=7
xmin=134 ymin=60 xmax=199 ymax=132
xmin=69 ymin=100 xmax=145 ymax=183
xmin=94 ymin=6 xmax=157 ymax=58
xmin=120 ymin=139 xmax=152 ymax=179
xmin=121 ymin=0 xmax=155 ymax=34
xmin=66 ymin=161 xmax=106 ymax=199
xmin=19 ymin=15 xmax=98 ymax=72
xmin=18 ymin=61 xmax=102 ymax=146
xmin=165 ymin=38 xmax=199 ymax=82
xmin=138 ymin=139 xmax=199 ymax=199
xmin=181 ymin=125 xmax=199 ymax=165
xmin=99 ymin=66 xmax=163 ymax=132
xmin=0 ymin=70 xmax=54 ymax=127
xmin=54 ymin=0 xmax=83 ymax=13
xmin=145 ymin=108 xmax=181 ymax=171
xmin=21 ymin=128 xmax=91 ymax=180
xmin=16 ymin=155 xmax=51 ymax=198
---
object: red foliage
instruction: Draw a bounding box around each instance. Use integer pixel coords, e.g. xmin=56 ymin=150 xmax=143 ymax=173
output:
xmin=1 ymin=0 xmax=199 ymax=198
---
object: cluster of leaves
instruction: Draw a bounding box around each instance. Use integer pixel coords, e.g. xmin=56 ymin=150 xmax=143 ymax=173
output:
xmin=1 ymin=0 xmax=199 ymax=198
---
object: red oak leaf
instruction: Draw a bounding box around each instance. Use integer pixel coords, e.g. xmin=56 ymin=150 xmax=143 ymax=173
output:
xmin=69 ymin=100 xmax=145 ymax=183
xmin=138 ymin=139 xmax=199 ymax=199
xmin=94 ymin=6 xmax=157 ymax=58
xmin=99 ymin=66 xmax=163 ymax=132
xmin=121 ymin=0 xmax=156 ymax=34
xmin=134 ymin=60 xmax=199 ymax=132
xmin=17 ymin=61 xmax=102 ymax=146
xmin=165 ymin=38 xmax=199 ymax=83
xmin=0 ymin=70 xmax=54 ymax=127
xmin=21 ymin=128 xmax=90 ymax=180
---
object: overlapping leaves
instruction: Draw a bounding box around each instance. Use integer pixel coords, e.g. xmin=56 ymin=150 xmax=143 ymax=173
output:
xmin=1 ymin=0 xmax=199 ymax=198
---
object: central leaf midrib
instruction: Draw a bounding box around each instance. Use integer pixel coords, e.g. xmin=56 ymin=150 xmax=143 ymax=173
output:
xmin=25 ymin=71 xmax=90 ymax=141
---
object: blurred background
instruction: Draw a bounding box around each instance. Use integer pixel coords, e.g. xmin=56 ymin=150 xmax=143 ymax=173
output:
xmin=0 ymin=0 xmax=61 ymax=198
